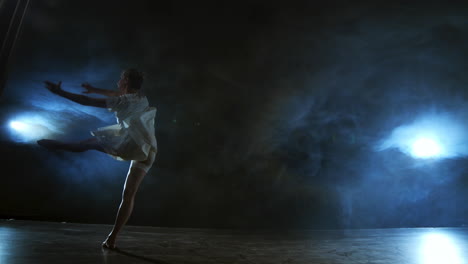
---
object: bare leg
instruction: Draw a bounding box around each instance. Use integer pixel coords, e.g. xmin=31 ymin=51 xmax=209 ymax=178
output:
xmin=102 ymin=165 xmax=147 ymax=249
xmin=39 ymin=138 xmax=148 ymax=248
xmin=37 ymin=138 xmax=106 ymax=153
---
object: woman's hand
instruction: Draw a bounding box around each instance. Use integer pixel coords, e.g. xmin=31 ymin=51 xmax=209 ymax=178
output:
xmin=81 ymin=82 xmax=96 ymax=94
xmin=44 ymin=81 xmax=63 ymax=94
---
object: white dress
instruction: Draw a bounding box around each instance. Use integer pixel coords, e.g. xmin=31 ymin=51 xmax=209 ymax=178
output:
xmin=90 ymin=94 xmax=157 ymax=161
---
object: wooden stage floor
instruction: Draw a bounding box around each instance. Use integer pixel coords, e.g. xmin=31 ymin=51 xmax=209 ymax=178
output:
xmin=1 ymin=219 xmax=467 ymax=264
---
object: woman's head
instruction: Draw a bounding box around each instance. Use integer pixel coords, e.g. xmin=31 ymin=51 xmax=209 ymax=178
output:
xmin=117 ymin=68 xmax=145 ymax=94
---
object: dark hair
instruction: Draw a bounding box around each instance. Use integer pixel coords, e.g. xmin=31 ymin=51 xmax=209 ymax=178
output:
xmin=121 ymin=68 xmax=145 ymax=92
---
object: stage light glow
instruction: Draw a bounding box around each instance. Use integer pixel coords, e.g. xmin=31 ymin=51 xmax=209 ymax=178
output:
xmin=9 ymin=121 xmax=27 ymax=131
xmin=376 ymin=113 xmax=468 ymax=160
xmin=411 ymin=137 xmax=442 ymax=158
xmin=0 ymin=227 xmax=13 ymax=264
xmin=420 ymin=232 xmax=463 ymax=264
xmin=7 ymin=114 xmax=60 ymax=143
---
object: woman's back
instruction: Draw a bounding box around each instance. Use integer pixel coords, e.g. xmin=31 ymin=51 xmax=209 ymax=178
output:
xmin=107 ymin=94 xmax=151 ymax=124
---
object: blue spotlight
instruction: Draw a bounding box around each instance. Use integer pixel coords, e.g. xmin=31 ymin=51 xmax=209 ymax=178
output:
xmin=419 ymin=232 xmax=463 ymax=264
xmin=7 ymin=115 xmax=58 ymax=143
xmin=376 ymin=113 xmax=468 ymax=160
xmin=9 ymin=121 xmax=27 ymax=131
xmin=410 ymin=137 xmax=442 ymax=159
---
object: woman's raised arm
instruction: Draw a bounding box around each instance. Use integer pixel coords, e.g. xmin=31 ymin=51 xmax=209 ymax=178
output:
xmin=82 ymin=82 xmax=120 ymax=97
xmin=44 ymin=81 xmax=107 ymax=108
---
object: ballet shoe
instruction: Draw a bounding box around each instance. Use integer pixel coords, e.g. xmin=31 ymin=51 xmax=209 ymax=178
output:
xmin=37 ymin=139 xmax=61 ymax=150
xmin=102 ymin=240 xmax=116 ymax=250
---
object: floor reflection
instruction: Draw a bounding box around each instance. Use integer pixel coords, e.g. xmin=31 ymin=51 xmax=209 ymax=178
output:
xmin=419 ymin=231 xmax=463 ymax=264
xmin=2 ymin=220 xmax=468 ymax=264
xmin=0 ymin=226 xmax=14 ymax=264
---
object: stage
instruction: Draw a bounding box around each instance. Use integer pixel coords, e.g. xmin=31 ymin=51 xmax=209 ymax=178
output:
xmin=1 ymin=219 xmax=467 ymax=264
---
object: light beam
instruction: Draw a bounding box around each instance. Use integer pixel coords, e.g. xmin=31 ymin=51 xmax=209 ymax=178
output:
xmin=420 ymin=232 xmax=463 ymax=264
xmin=7 ymin=115 xmax=59 ymax=143
xmin=410 ymin=137 xmax=442 ymax=159
xmin=376 ymin=113 xmax=468 ymax=160
xmin=9 ymin=121 xmax=27 ymax=131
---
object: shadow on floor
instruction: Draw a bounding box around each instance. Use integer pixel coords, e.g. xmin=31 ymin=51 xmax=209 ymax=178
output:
xmin=112 ymin=248 xmax=172 ymax=264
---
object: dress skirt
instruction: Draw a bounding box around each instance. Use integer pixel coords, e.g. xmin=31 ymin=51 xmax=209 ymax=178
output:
xmin=91 ymin=107 xmax=157 ymax=161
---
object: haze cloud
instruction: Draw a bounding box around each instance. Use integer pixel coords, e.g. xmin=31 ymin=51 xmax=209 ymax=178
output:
xmin=2 ymin=1 xmax=468 ymax=228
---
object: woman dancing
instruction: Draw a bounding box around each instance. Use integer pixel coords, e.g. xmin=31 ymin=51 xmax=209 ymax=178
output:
xmin=37 ymin=69 xmax=157 ymax=249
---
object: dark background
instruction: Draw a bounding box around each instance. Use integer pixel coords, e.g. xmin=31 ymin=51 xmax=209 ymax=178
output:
xmin=1 ymin=0 xmax=468 ymax=229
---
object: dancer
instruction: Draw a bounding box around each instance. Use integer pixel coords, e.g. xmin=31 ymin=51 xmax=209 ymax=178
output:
xmin=37 ymin=69 xmax=157 ymax=249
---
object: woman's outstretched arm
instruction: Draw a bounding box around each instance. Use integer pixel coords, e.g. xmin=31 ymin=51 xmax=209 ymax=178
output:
xmin=44 ymin=81 xmax=107 ymax=108
xmin=81 ymin=82 xmax=120 ymax=97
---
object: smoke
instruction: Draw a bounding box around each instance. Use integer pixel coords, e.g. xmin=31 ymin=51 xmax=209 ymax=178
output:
xmin=0 ymin=61 xmax=132 ymax=220
xmin=232 ymin=4 xmax=468 ymax=228
xmin=3 ymin=1 xmax=468 ymax=228
xmin=5 ymin=65 xmax=118 ymax=144
xmin=377 ymin=111 xmax=468 ymax=159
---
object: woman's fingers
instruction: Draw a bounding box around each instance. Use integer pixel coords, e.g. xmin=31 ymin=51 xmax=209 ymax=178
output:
xmin=44 ymin=80 xmax=58 ymax=86
xmin=81 ymin=82 xmax=94 ymax=93
xmin=81 ymin=82 xmax=91 ymax=93
xmin=43 ymin=80 xmax=62 ymax=93
xmin=44 ymin=81 xmax=54 ymax=90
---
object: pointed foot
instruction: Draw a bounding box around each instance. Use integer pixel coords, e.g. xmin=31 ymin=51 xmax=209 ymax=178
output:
xmin=102 ymin=236 xmax=116 ymax=250
xmin=102 ymin=241 xmax=116 ymax=250
xmin=37 ymin=139 xmax=62 ymax=150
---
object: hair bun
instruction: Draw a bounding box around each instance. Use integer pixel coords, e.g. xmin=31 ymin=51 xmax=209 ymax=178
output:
xmin=121 ymin=68 xmax=145 ymax=91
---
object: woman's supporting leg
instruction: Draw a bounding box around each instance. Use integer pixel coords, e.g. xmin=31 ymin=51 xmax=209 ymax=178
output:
xmin=103 ymin=165 xmax=147 ymax=249
xmin=37 ymin=138 xmax=106 ymax=153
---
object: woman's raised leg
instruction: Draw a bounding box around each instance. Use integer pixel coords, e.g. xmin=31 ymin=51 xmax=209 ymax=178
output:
xmin=37 ymin=138 xmax=106 ymax=153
